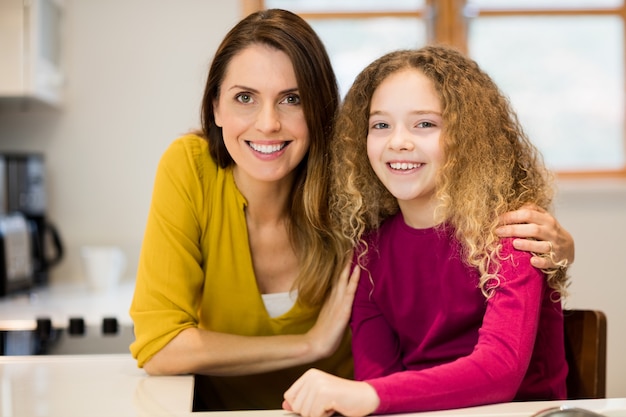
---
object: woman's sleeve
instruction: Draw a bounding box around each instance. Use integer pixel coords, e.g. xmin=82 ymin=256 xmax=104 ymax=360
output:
xmin=366 ymin=240 xmax=547 ymax=414
xmin=129 ymin=137 xmax=208 ymax=367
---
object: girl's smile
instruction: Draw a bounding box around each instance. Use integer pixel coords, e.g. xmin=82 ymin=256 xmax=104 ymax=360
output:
xmin=366 ymin=68 xmax=444 ymax=228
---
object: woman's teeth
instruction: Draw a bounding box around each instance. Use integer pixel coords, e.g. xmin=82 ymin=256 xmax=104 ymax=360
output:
xmin=248 ymin=142 xmax=287 ymax=154
xmin=389 ymin=162 xmax=422 ymax=170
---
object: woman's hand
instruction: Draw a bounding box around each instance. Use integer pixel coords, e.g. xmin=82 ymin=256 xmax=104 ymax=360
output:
xmin=283 ymin=368 xmax=379 ymax=417
xmin=496 ymin=204 xmax=574 ymax=269
xmin=305 ymin=262 xmax=360 ymax=361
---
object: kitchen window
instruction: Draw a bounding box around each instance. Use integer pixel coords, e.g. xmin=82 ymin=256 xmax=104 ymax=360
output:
xmin=245 ymin=0 xmax=626 ymax=177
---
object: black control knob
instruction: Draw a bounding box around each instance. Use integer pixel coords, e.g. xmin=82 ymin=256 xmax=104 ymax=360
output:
xmin=35 ymin=317 xmax=53 ymax=341
xmin=35 ymin=317 xmax=56 ymax=354
xmin=68 ymin=317 xmax=86 ymax=336
xmin=102 ymin=317 xmax=119 ymax=335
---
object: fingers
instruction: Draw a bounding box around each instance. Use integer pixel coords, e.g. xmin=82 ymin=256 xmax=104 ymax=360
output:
xmin=282 ymin=400 xmax=293 ymax=412
xmin=306 ymin=264 xmax=359 ymax=361
xmin=331 ymin=263 xmax=360 ymax=315
xmin=284 ymin=375 xmax=307 ymax=416
xmin=284 ymin=370 xmax=335 ymax=417
xmin=513 ymin=238 xmax=569 ymax=269
xmin=496 ymin=206 xmax=575 ymax=266
xmin=347 ymin=265 xmax=361 ymax=295
xmin=497 ymin=204 xmax=547 ymax=227
xmin=530 ymin=255 xmax=555 ymax=269
xmin=511 ymin=237 xmax=553 ymax=255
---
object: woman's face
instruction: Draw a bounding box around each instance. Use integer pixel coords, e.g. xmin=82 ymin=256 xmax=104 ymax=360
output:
xmin=366 ymin=68 xmax=444 ymax=228
xmin=213 ymin=44 xmax=310 ymax=187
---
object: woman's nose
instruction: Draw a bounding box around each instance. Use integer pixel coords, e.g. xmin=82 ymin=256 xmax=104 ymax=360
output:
xmin=255 ymin=104 xmax=281 ymax=133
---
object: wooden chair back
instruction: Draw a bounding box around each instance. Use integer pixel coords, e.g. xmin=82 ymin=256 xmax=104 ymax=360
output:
xmin=563 ymin=309 xmax=607 ymax=399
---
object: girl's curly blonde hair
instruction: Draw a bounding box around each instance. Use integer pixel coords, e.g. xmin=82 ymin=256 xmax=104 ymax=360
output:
xmin=330 ymin=45 xmax=568 ymax=298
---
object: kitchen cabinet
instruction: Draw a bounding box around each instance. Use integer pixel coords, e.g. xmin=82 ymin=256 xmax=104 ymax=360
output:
xmin=0 ymin=0 xmax=64 ymax=110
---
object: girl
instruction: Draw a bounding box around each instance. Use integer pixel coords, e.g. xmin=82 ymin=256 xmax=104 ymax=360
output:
xmin=283 ymin=46 xmax=569 ymax=417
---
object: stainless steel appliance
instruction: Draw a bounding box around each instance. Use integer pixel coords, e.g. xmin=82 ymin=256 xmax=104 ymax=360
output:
xmin=0 ymin=153 xmax=63 ymax=296
xmin=0 ymin=212 xmax=34 ymax=296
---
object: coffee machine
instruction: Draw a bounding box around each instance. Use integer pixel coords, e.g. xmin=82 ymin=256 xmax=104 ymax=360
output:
xmin=0 ymin=153 xmax=63 ymax=296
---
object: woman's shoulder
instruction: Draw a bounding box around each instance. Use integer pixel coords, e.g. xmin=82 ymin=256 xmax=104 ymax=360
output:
xmin=165 ymin=132 xmax=211 ymax=160
xmin=160 ymin=133 xmax=219 ymax=174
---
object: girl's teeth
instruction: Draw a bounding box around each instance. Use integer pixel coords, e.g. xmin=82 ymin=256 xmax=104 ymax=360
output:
xmin=390 ymin=162 xmax=421 ymax=170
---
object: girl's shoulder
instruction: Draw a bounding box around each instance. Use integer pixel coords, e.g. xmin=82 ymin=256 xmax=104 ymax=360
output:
xmin=498 ymin=237 xmax=531 ymax=260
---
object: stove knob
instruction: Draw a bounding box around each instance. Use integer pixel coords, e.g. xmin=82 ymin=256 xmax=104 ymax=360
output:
xmin=35 ymin=317 xmax=53 ymax=341
xmin=102 ymin=317 xmax=119 ymax=335
xmin=68 ymin=317 xmax=86 ymax=335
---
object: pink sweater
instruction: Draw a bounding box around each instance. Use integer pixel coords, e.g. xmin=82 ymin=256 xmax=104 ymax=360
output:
xmin=350 ymin=213 xmax=567 ymax=414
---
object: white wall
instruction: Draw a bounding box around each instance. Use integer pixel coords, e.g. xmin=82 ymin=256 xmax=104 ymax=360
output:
xmin=0 ymin=0 xmax=241 ymax=284
xmin=0 ymin=0 xmax=624 ymax=398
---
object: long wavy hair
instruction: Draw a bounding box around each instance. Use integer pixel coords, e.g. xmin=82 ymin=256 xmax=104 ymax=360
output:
xmin=331 ymin=45 xmax=568 ymax=297
xmin=198 ymin=9 xmax=350 ymax=306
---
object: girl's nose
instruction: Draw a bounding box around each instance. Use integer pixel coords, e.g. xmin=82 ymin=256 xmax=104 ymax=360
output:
xmin=255 ymin=104 xmax=281 ymax=133
xmin=388 ymin=126 xmax=414 ymax=151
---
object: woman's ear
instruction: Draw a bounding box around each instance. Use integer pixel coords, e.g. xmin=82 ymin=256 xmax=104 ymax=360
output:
xmin=213 ymin=99 xmax=222 ymax=127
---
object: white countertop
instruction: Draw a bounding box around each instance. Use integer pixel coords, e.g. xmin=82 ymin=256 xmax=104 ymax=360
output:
xmin=0 ymin=280 xmax=135 ymax=329
xmin=1 ymin=354 xmax=626 ymax=417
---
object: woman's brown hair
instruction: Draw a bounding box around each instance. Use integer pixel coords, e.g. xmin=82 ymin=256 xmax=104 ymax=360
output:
xmin=199 ymin=9 xmax=348 ymax=305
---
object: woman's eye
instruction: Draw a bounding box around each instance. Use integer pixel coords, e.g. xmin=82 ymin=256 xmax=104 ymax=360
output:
xmin=236 ymin=93 xmax=253 ymax=104
xmin=417 ymin=121 xmax=435 ymax=128
xmin=281 ymin=94 xmax=301 ymax=105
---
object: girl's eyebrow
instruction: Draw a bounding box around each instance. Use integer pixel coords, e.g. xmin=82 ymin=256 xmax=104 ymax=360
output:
xmin=369 ymin=109 xmax=442 ymax=117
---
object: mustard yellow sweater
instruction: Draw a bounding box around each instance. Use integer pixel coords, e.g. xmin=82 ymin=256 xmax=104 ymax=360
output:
xmin=129 ymin=135 xmax=353 ymax=410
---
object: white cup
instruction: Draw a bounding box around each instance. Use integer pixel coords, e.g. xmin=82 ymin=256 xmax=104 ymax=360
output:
xmin=81 ymin=246 xmax=126 ymax=292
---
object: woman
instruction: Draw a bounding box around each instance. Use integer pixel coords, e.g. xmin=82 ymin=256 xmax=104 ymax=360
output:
xmin=130 ymin=9 xmax=574 ymax=411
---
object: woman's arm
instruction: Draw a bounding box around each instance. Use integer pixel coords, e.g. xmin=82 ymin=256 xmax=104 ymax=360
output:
xmin=496 ymin=204 xmax=574 ymax=269
xmin=131 ymin=137 xmax=360 ymax=376
xmin=144 ymin=264 xmax=361 ymax=376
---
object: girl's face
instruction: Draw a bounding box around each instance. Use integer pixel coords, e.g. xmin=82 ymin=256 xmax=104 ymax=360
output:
xmin=367 ymin=68 xmax=444 ymax=228
xmin=213 ymin=44 xmax=310 ymax=188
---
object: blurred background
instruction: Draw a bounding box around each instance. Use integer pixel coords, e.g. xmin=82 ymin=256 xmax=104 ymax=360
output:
xmin=0 ymin=0 xmax=624 ymax=397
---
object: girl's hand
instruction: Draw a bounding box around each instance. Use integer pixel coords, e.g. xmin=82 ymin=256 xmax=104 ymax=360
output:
xmin=283 ymin=368 xmax=379 ymax=417
xmin=496 ymin=204 xmax=574 ymax=269
xmin=305 ymin=262 xmax=360 ymax=361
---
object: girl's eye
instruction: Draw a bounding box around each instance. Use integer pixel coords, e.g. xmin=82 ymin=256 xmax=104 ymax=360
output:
xmin=371 ymin=122 xmax=390 ymax=130
xmin=417 ymin=121 xmax=435 ymax=128
xmin=236 ymin=93 xmax=253 ymax=104
xmin=281 ymin=94 xmax=301 ymax=105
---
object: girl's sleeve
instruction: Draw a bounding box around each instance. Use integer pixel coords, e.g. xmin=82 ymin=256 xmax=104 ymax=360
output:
xmin=366 ymin=240 xmax=547 ymax=414
xmin=350 ymin=269 xmax=405 ymax=380
xmin=129 ymin=137 xmax=208 ymax=367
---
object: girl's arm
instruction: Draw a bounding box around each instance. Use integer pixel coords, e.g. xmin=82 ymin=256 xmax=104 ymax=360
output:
xmin=496 ymin=204 xmax=574 ymax=269
xmin=283 ymin=241 xmax=561 ymax=417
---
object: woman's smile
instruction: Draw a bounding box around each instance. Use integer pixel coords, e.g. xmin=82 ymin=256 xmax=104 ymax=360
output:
xmin=213 ymin=43 xmax=310 ymax=186
xmin=247 ymin=140 xmax=290 ymax=156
